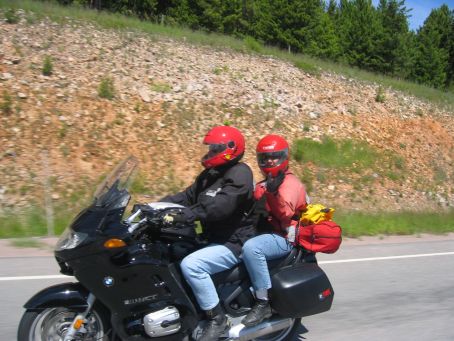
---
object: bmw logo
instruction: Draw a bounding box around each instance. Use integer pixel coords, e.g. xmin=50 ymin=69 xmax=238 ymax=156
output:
xmin=103 ymin=276 xmax=114 ymax=287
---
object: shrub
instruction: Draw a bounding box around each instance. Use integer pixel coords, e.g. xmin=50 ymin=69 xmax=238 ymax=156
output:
xmin=1 ymin=91 xmax=13 ymax=115
xmin=42 ymin=56 xmax=53 ymax=76
xmin=98 ymin=77 xmax=115 ymax=99
xmin=5 ymin=8 xmax=19 ymax=24
xmin=375 ymin=86 xmax=386 ymax=103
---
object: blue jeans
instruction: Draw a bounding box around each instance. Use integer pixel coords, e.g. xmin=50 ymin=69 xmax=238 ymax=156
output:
xmin=242 ymin=233 xmax=292 ymax=291
xmin=180 ymin=244 xmax=240 ymax=311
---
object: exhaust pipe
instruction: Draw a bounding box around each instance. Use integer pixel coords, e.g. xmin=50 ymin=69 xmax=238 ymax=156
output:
xmin=227 ymin=317 xmax=294 ymax=341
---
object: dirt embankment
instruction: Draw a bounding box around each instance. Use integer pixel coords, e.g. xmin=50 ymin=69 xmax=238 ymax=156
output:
xmin=1 ymin=13 xmax=453 ymax=213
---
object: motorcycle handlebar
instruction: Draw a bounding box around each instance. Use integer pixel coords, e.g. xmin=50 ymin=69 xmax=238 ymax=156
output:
xmin=128 ymin=217 xmax=147 ymax=233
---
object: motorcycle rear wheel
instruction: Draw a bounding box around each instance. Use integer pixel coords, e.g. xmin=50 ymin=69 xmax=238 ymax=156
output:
xmin=252 ymin=317 xmax=302 ymax=341
xmin=17 ymin=306 xmax=111 ymax=341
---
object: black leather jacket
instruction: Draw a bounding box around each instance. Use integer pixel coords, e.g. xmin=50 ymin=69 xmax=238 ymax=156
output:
xmin=160 ymin=161 xmax=255 ymax=256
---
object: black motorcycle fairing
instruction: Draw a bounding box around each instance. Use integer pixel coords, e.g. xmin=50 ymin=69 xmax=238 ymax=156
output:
xmin=23 ymin=282 xmax=89 ymax=311
xmin=55 ymin=205 xmax=131 ymax=264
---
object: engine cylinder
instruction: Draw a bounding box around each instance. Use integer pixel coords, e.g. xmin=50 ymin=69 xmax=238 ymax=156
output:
xmin=143 ymin=306 xmax=181 ymax=338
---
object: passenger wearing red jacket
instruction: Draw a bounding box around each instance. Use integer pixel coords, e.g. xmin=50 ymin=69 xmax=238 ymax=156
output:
xmin=241 ymin=134 xmax=309 ymax=327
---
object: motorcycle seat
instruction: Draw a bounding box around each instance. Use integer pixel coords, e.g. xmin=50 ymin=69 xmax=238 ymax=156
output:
xmin=212 ymin=247 xmax=300 ymax=285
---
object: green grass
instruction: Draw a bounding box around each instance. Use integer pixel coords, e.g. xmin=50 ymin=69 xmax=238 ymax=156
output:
xmin=293 ymin=59 xmax=321 ymax=77
xmin=1 ymin=206 xmax=453 ymax=238
xmin=293 ymin=136 xmax=380 ymax=170
xmin=292 ymin=137 xmax=408 ymax=185
xmin=0 ymin=206 xmax=74 ymax=238
xmin=150 ymin=81 xmax=172 ymax=93
xmin=336 ymin=210 xmax=454 ymax=238
xmin=1 ymin=0 xmax=453 ymax=110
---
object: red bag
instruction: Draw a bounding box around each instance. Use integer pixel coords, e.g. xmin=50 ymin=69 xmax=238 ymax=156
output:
xmin=297 ymin=221 xmax=342 ymax=254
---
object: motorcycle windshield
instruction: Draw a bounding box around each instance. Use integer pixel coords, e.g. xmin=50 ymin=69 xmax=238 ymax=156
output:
xmin=57 ymin=156 xmax=138 ymax=250
xmin=92 ymin=156 xmax=138 ymax=209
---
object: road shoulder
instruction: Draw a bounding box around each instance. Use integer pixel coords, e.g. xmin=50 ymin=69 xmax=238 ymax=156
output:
xmin=1 ymin=233 xmax=454 ymax=257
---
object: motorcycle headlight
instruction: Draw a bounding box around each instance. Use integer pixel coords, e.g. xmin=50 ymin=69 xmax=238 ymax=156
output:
xmin=55 ymin=229 xmax=88 ymax=251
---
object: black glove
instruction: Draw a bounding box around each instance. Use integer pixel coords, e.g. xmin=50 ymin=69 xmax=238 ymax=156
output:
xmin=265 ymin=171 xmax=285 ymax=193
xmin=161 ymin=208 xmax=196 ymax=226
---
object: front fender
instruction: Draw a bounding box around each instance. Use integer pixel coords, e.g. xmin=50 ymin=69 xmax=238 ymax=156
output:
xmin=24 ymin=282 xmax=89 ymax=311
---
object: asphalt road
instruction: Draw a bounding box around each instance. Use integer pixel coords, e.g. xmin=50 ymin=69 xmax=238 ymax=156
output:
xmin=1 ymin=236 xmax=454 ymax=341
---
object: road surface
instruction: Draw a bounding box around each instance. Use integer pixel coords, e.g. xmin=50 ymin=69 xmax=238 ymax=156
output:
xmin=1 ymin=234 xmax=453 ymax=340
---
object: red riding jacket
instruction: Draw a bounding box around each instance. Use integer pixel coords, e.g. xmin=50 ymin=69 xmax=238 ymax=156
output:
xmin=254 ymin=170 xmax=308 ymax=235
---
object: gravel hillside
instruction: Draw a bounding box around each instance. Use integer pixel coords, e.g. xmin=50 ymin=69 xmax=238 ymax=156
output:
xmin=1 ymin=12 xmax=454 ymax=212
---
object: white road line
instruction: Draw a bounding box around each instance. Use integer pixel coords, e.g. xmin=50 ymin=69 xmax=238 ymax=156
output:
xmin=0 ymin=275 xmax=71 ymax=281
xmin=1 ymin=251 xmax=454 ymax=281
xmin=319 ymin=251 xmax=454 ymax=264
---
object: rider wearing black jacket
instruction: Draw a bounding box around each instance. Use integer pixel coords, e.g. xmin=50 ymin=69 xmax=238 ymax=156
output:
xmin=161 ymin=161 xmax=255 ymax=256
xmin=160 ymin=126 xmax=254 ymax=341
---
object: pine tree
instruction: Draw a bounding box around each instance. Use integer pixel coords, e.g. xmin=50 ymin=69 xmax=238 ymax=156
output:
xmin=336 ymin=0 xmax=383 ymax=70
xmin=446 ymin=9 xmax=454 ymax=89
xmin=411 ymin=5 xmax=452 ymax=88
xmin=375 ymin=0 xmax=411 ymax=76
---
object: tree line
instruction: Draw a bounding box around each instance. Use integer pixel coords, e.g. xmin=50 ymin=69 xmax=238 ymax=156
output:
xmin=56 ymin=0 xmax=454 ymax=91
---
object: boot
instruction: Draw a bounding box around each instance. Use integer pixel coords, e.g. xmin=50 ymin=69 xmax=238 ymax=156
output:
xmin=241 ymin=299 xmax=272 ymax=327
xmin=199 ymin=303 xmax=228 ymax=341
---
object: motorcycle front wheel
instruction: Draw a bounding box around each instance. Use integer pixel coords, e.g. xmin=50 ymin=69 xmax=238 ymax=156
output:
xmin=17 ymin=306 xmax=111 ymax=341
xmin=253 ymin=317 xmax=302 ymax=341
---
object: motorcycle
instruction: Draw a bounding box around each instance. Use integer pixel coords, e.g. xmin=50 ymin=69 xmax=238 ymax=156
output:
xmin=18 ymin=157 xmax=334 ymax=341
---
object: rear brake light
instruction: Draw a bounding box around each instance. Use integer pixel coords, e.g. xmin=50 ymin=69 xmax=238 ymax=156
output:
xmin=318 ymin=288 xmax=332 ymax=301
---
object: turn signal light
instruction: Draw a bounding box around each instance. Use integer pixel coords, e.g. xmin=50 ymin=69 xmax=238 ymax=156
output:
xmin=104 ymin=239 xmax=126 ymax=249
xmin=73 ymin=318 xmax=84 ymax=330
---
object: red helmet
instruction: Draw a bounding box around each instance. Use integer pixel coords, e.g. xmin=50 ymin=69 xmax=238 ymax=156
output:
xmin=201 ymin=126 xmax=245 ymax=169
xmin=256 ymin=134 xmax=289 ymax=177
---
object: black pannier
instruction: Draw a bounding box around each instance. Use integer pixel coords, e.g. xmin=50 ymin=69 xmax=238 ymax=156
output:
xmin=270 ymin=263 xmax=334 ymax=318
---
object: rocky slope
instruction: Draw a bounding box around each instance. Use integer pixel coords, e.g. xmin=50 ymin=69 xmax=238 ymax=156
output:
xmin=1 ymin=12 xmax=454 ymax=213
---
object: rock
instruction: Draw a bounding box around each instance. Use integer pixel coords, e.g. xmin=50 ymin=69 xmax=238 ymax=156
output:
xmin=4 ymin=150 xmax=17 ymax=157
xmin=388 ymin=189 xmax=400 ymax=196
xmin=138 ymin=87 xmax=151 ymax=102
xmin=17 ymin=92 xmax=27 ymax=99
xmin=1 ymin=73 xmax=14 ymax=80
xmin=309 ymin=111 xmax=321 ymax=119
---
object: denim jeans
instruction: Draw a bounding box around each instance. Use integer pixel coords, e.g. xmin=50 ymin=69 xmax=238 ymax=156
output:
xmin=180 ymin=244 xmax=240 ymax=311
xmin=242 ymin=233 xmax=292 ymax=291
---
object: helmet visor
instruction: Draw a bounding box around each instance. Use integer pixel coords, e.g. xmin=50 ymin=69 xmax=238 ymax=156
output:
xmin=257 ymin=149 xmax=288 ymax=168
xmin=201 ymin=143 xmax=227 ymax=162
